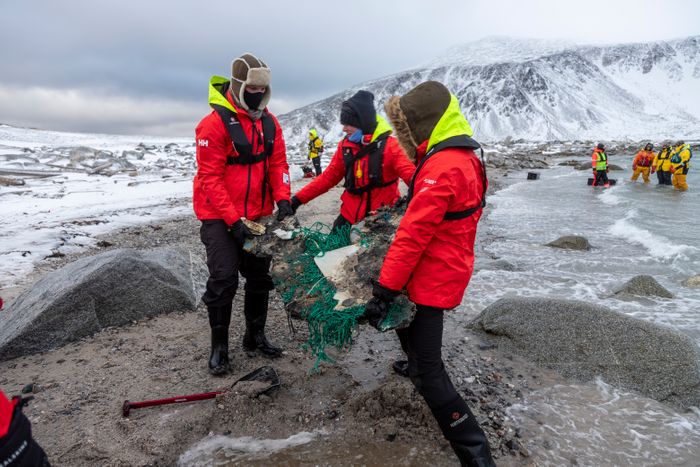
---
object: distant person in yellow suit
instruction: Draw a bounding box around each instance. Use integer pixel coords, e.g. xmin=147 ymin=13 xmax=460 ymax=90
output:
xmin=652 ymin=142 xmax=673 ymax=185
xmin=669 ymin=140 xmax=692 ymax=191
xmin=308 ymin=129 xmax=324 ymax=176
xmin=631 ymin=143 xmax=655 ymax=183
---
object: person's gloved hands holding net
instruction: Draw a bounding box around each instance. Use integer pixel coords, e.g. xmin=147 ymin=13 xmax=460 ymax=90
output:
xmin=290 ymin=195 xmax=302 ymax=214
xmin=228 ymin=219 xmax=254 ymax=247
xmin=276 ymin=199 xmax=294 ymax=221
xmin=363 ymin=281 xmax=400 ymax=330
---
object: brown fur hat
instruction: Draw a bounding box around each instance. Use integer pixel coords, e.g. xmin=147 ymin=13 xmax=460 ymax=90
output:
xmin=384 ymin=81 xmax=451 ymax=162
xmin=230 ymin=53 xmax=272 ymax=111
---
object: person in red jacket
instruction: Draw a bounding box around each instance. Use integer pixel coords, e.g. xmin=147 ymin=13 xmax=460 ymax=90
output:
xmin=291 ymin=90 xmax=415 ymax=232
xmin=363 ymin=81 xmax=495 ymax=467
xmin=1 ymin=390 xmax=50 ymax=466
xmin=194 ymin=53 xmax=293 ymax=375
xmin=631 ymin=143 xmax=655 ymax=183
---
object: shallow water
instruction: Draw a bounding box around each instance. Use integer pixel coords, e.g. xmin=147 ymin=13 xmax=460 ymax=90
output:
xmin=508 ymin=378 xmax=700 ymax=467
xmin=467 ymin=157 xmax=700 ymax=341
xmin=462 ymin=155 xmax=700 ymax=466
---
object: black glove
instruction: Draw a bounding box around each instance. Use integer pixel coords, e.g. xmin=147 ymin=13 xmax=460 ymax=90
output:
xmin=276 ymin=199 xmax=294 ymax=221
xmin=228 ymin=219 xmax=253 ymax=247
xmin=290 ymin=195 xmax=302 ymax=214
xmin=363 ymin=281 xmax=400 ymax=330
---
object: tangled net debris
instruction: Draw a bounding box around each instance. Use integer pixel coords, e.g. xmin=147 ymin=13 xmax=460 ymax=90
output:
xmin=248 ymin=205 xmax=414 ymax=371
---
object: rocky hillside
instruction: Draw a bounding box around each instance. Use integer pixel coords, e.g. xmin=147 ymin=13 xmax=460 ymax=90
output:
xmin=279 ymin=36 xmax=700 ymax=158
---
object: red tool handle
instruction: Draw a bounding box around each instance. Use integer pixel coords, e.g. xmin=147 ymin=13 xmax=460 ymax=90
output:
xmin=122 ymin=391 xmax=222 ymax=417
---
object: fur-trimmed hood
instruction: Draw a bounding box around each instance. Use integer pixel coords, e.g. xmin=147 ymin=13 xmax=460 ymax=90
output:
xmin=384 ymin=81 xmax=474 ymax=162
xmin=384 ymin=95 xmax=419 ymax=162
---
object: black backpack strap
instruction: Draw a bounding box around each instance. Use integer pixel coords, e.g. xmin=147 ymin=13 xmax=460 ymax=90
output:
xmin=344 ymin=133 xmax=389 ymax=165
xmin=407 ymin=135 xmax=480 ymax=201
xmin=443 ymin=203 xmax=483 ymax=220
xmin=211 ymin=104 xmax=252 ymax=156
xmin=261 ymin=112 xmax=276 ymax=157
xmin=407 ymin=135 xmax=487 ymax=221
xmin=426 ymin=135 xmax=481 ymax=156
xmin=211 ymin=104 xmax=276 ymax=165
xmin=343 ymin=132 xmax=392 ymax=194
xmin=342 ymin=146 xmax=360 ymax=191
xmin=367 ymin=133 xmax=391 ymax=188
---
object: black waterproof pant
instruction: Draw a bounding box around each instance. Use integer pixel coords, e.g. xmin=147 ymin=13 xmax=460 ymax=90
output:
xmin=657 ymin=170 xmax=672 ymax=185
xmin=396 ymin=307 xmax=460 ymax=409
xmin=312 ymin=157 xmax=322 ymax=176
xmin=396 ymin=306 xmax=494 ymax=466
xmin=199 ymin=220 xmax=274 ymax=307
xmin=593 ymin=169 xmax=609 ymax=186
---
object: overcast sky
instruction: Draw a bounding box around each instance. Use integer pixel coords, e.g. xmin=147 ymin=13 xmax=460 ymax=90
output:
xmin=1 ymin=0 xmax=698 ymax=137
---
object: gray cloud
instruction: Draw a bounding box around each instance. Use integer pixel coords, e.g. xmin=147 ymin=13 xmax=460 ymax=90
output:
xmin=0 ymin=84 xmax=204 ymax=136
xmin=1 ymin=0 xmax=698 ymax=136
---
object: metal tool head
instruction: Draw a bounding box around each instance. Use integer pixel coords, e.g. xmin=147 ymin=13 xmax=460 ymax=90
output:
xmin=122 ymin=400 xmax=131 ymax=418
xmin=234 ymin=365 xmax=280 ymax=395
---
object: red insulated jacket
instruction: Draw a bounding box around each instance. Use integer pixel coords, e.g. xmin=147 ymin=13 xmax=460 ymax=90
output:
xmin=0 ymin=390 xmax=16 ymax=439
xmin=379 ymin=99 xmax=486 ymax=309
xmin=632 ymin=150 xmax=654 ymax=169
xmin=295 ymin=116 xmax=415 ymax=224
xmin=193 ymin=76 xmax=290 ymax=224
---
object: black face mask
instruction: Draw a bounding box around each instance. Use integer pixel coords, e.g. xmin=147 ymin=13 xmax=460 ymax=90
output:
xmin=243 ymin=90 xmax=265 ymax=110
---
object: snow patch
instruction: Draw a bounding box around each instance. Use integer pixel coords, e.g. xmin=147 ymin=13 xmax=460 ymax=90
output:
xmin=177 ymin=431 xmax=318 ymax=466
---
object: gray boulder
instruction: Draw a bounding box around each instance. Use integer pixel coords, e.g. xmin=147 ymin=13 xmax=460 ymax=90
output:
xmin=472 ymin=297 xmax=700 ymax=408
xmin=474 ymin=259 xmax=520 ymax=272
xmin=557 ymin=160 xmax=581 ymax=166
xmin=575 ymin=161 xmax=623 ymax=171
xmin=613 ymin=275 xmax=673 ymax=298
xmin=546 ymin=235 xmax=591 ymax=250
xmin=0 ymin=248 xmax=207 ymax=361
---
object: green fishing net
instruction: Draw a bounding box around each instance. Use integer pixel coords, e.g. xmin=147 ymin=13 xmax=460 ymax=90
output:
xmin=273 ymin=221 xmax=413 ymax=372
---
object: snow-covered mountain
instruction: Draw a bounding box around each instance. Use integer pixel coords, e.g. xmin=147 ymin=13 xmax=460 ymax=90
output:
xmin=279 ymin=36 xmax=700 ymax=154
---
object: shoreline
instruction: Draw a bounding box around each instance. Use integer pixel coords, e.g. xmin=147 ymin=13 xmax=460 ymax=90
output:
xmin=0 ymin=170 xmax=557 ymax=465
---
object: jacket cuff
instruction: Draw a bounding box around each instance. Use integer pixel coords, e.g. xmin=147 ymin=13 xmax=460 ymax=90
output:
xmin=223 ymin=211 xmax=240 ymax=226
xmin=372 ymin=280 xmax=400 ymax=301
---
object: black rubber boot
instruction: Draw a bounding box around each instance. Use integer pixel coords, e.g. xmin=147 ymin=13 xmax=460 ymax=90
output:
xmin=207 ymin=304 xmax=232 ymax=376
xmin=392 ymin=360 xmax=409 ymax=378
xmin=242 ymin=291 xmax=282 ymax=358
xmin=433 ymin=399 xmax=496 ymax=467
